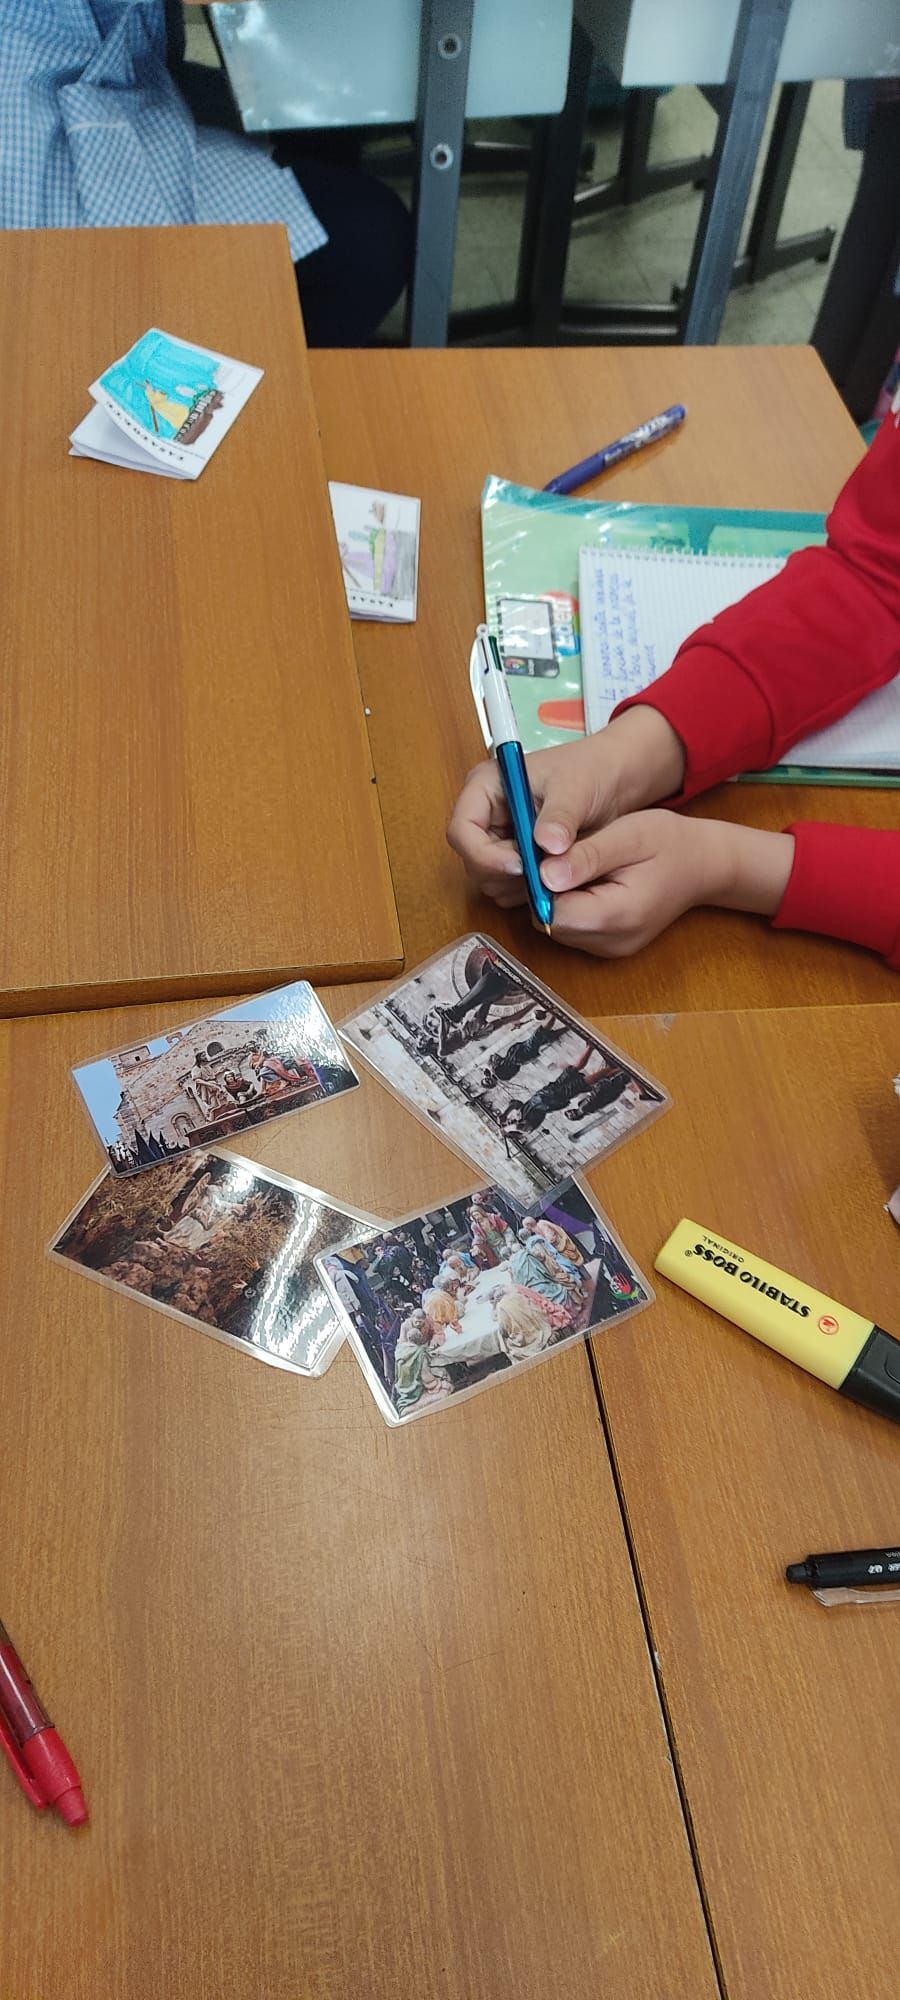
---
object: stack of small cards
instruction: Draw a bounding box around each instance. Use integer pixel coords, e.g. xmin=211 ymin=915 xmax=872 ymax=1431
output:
xmin=51 ymin=939 xmax=668 ymax=1423
xmin=70 ymin=328 xmax=262 ymax=480
xmin=328 ymin=481 xmax=420 ymax=622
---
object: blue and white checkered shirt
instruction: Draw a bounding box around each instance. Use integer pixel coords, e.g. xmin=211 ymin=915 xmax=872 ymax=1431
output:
xmin=0 ymin=0 xmax=327 ymax=260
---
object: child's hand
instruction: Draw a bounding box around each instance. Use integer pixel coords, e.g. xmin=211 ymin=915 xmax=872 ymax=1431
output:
xmin=446 ymin=708 xmax=685 ymax=908
xmin=541 ymin=812 xmax=795 ymax=957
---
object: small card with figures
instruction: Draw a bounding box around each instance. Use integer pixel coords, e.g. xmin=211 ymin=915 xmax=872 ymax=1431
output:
xmin=340 ymin=935 xmax=669 ymax=1205
xmin=69 ymin=328 xmax=263 ymax=479
xmin=72 ymin=982 xmax=357 ymax=1176
xmin=317 ymin=1175 xmax=652 ymax=1423
xmin=328 ymin=481 xmax=420 ymax=621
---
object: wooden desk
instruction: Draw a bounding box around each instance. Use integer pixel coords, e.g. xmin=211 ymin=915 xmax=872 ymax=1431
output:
xmin=311 ymin=345 xmax=899 ymax=1011
xmin=590 ymin=1001 xmax=900 ymax=2000
xmin=0 ymin=228 xmax=400 ymax=1015
xmin=0 ymin=993 xmax=716 ymax=2000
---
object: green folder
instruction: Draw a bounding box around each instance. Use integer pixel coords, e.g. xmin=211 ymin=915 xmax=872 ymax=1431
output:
xmin=480 ymin=476 xmax=900 ymax=788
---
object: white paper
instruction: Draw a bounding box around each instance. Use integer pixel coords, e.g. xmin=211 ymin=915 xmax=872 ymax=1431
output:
xmin=579 ymin=546 xmax=785 ymax=731
xmin=328 ymin=481 xmax=420 ymax=622
xmin=70 ymin=328 xmax=262 ymax=481
xmin=70 ymin=404 xmax=194 ymax=477
xmin=579 ymin=545 xmax=900 ymax=772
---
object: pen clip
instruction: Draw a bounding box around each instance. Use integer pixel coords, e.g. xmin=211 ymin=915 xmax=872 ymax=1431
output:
xmin=0 ymin=1706 xmax=47 ymax=1809
xmin=468 ymin=630 xmax=494 ymax=752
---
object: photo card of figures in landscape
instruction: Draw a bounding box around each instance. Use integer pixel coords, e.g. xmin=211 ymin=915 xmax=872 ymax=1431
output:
xmin=317 ymin=1176 xmax=652 ymax=1424
xmin=49 ymin=1150 xmax=383 ymax=1377
xmin=72 ymin=982 xmax=358 ymax=1176
xmin=340 ymin=936 xmax=669 ymax=1205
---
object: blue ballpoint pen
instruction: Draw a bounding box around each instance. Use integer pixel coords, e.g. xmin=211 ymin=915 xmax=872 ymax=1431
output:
xmin=469 ymin=625 xmax=553 ymax=934
xmin=543 ymin=403 xmax=687 ymax=496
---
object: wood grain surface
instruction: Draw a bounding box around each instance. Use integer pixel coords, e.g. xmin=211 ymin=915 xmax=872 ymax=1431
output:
xmin=0 ymin=228 xmax=401 ymax=1014
xmin=310 ymin=344 xmax=899 ymax=1011
xmin=0 ymin=990 xmax=717 ymax=2000
xmin=587 ymin=1000 xmax=900 ymax=2000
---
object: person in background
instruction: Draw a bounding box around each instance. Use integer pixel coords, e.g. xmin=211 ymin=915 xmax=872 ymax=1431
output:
xmin=369 ymin=1236 xmax=419 ymax=1311
xmin=2 ymin=1 xmax=412 ymax=347
xmin=811 ymin=81 xmax=900 ymax=424
xmin=448 ymin=406 xmax=900 ymax=968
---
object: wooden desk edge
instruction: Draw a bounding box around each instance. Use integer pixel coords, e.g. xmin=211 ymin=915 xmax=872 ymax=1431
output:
xmin=0 ymin=950 xmax=405 ymax=1021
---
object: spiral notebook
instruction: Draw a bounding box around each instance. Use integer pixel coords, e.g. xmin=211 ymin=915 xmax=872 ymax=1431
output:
xmin=579 ymin=545 xmax=900 ymax=781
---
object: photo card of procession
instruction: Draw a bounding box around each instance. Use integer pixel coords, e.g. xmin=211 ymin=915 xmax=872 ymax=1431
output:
xmin=72 ymin=982 xmax=358 ymax=1177
xmin=340 ymin=936 xmax=669 ymax=1205
xmin=317 ymin=1177 xmax=652 ymax=1424
xmin=49 ymin=1150 xmax=382 ymax=1378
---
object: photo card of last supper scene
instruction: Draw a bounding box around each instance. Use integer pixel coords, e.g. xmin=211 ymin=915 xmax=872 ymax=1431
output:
xmin=317 ymin=1175 xmax=652 ymax=1424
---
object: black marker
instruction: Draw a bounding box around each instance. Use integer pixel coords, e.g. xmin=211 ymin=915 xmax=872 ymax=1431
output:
xmin=786 ymin=1547 xmax=900 ymax=1590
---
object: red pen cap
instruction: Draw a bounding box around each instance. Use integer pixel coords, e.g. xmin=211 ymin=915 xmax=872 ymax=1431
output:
xmin=21 ymin=1728 xmax=88 ymax=1826
xmin=0 ymin=1623 xmax=88 ymax=1826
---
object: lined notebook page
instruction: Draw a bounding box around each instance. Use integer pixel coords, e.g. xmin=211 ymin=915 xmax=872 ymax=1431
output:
xmin=579 ymin=545 xmax=900 ymax=771
xmin=580 ymin=547 xmax=784 ymax=730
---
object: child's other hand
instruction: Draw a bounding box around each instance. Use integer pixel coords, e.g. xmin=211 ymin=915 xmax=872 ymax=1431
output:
xmin=446 ymin=708 xmax=685 ymax=908
xmin=541 ymin=812 xmax=794 ymax=957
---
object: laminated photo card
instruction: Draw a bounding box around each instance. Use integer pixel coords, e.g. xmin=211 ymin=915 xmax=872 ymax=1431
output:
xmin=50 ymin=1149 xmax=383 ymax=1378
xmin=318 ymin=1174 xmax=652 ymax=1423
xmin=340 ymin=935 xmax=669 ymax=1205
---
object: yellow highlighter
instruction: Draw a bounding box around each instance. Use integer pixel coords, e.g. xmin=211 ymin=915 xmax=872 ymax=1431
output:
xmin=656 ymin=1219 xmax=900 ymax=1424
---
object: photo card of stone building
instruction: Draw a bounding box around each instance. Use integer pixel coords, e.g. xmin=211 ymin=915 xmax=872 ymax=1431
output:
xmin=72 ymin=982 xmax=358 ymax=1176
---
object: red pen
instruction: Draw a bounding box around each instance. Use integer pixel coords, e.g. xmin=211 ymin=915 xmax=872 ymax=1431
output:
xmin=0 ymin=1620 xmax=88 ymax=1826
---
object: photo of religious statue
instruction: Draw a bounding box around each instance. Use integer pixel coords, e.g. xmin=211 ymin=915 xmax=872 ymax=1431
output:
xmin=318 ymin=1176 xmax=651 ymax=1423
xmin=72 ymin=981 xmax=358 ymax=1175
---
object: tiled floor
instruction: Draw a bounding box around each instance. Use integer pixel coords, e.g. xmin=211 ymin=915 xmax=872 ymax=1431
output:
xmin=184 ymin=12 xmax=860 ymax=347
xmin=450 ymin=81 xmax=860 ymax=345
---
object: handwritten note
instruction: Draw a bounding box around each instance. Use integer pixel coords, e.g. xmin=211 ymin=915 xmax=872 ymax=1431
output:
xmin=579 ymin=543 xmax=900 ymax=771
xmin=579 ymin=546 xmax=785 ymax=734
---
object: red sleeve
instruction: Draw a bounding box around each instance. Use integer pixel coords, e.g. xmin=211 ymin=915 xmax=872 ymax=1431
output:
xmin=772 ymin=824 xmax=900 ymax=968
xmin=613 ymin=412 xmax=900 ymax=801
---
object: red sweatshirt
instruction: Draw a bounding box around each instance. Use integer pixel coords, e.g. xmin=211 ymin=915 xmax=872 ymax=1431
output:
xmin=616 ymin=410 xmax=900 ymax=966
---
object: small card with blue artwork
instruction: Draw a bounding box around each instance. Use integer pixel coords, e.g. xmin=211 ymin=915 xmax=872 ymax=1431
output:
xmin=69 ymin=328 xmax=263 ymax=479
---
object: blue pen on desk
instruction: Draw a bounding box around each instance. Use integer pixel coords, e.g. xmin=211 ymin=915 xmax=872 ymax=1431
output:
xmin=469 ymin=626 xmax=553 ymax=935
xmin=543 ymin=403 xmax=687 ymax=496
